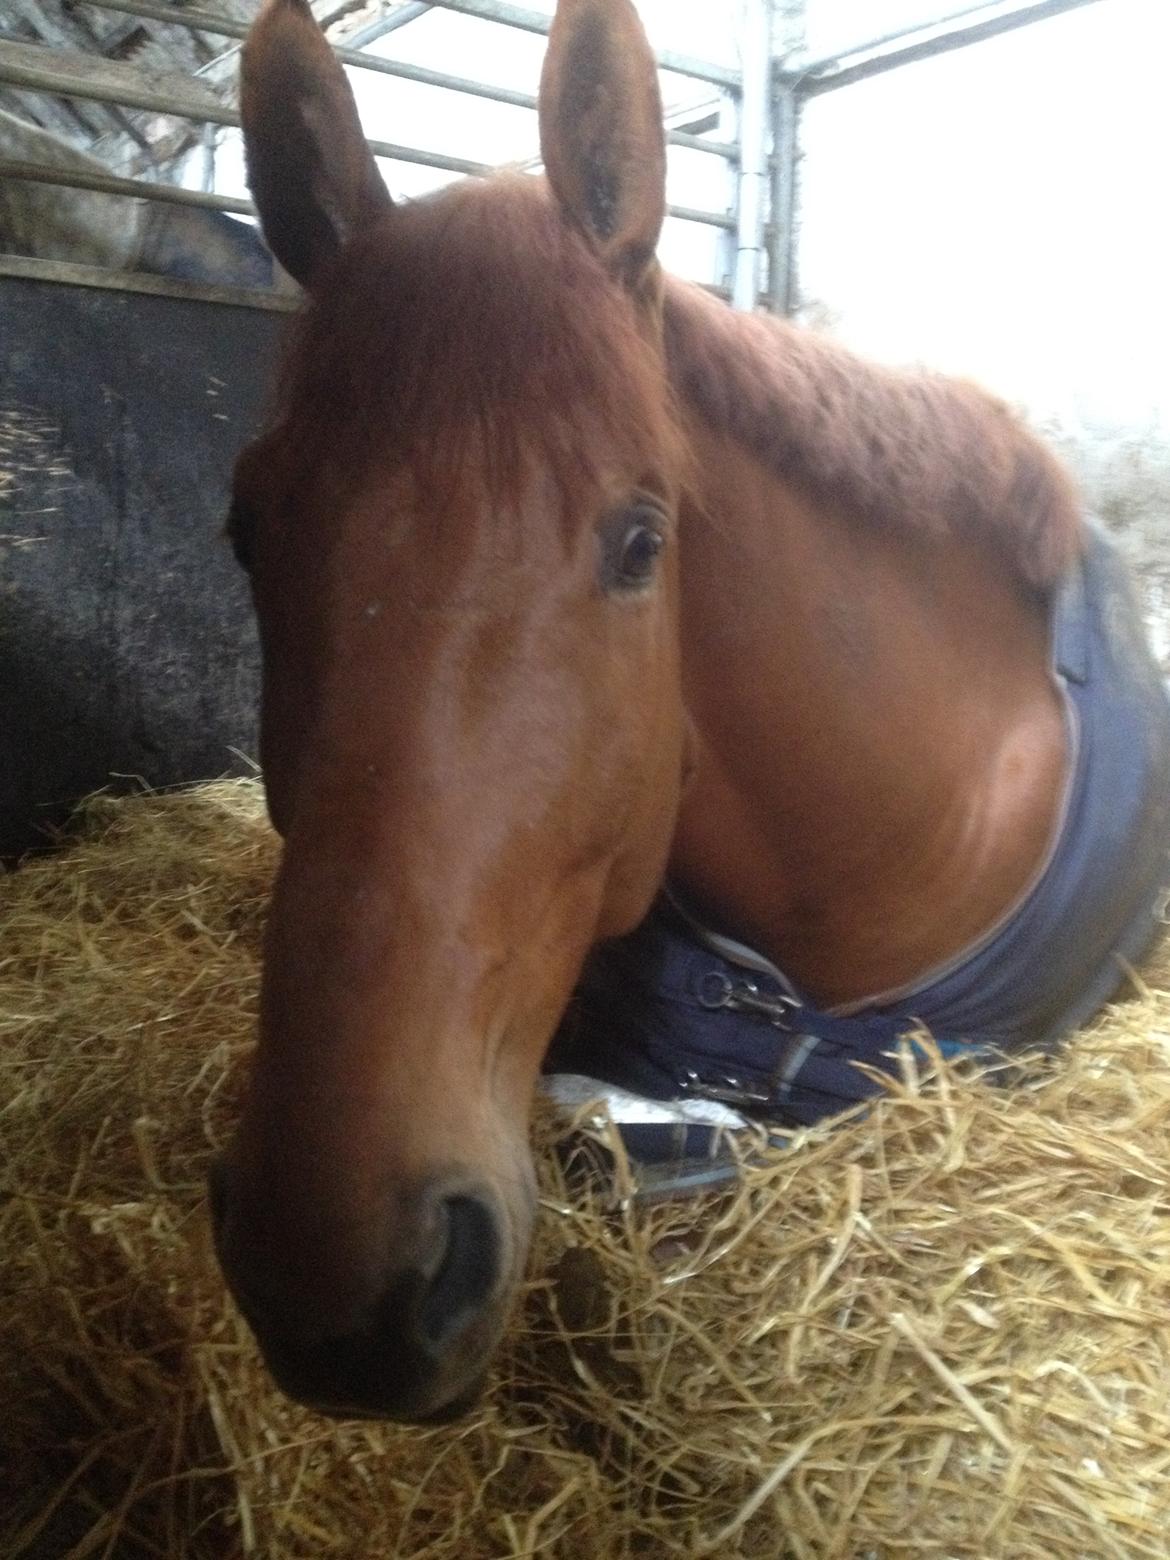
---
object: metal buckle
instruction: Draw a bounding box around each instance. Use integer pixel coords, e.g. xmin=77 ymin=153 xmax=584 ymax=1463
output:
xmin=684 ymin=969 xmax=810 ymax=1112
xmin=697 ymin=970 xmax=800 ymax=1028
xmin=681 ymin=1069 xmax=773 ymax=1109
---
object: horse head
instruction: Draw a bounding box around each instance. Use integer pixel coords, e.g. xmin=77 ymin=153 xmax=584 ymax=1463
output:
xmin=211 ymin=0 xmax=691 ymax=1421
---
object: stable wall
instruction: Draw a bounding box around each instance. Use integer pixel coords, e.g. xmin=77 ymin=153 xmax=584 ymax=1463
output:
xmin=0 ymin=274 xmax=278 ymax=856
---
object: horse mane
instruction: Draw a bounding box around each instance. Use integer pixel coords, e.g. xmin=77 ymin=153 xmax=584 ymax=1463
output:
xmin=662 ymin=278 xmax=1084 ymax=588
xmin=274 ymin=170 xmax=1082 ymax=588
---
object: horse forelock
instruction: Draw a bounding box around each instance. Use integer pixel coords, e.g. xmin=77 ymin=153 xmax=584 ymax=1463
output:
xmin=662 ymin=279 xmax=1084 ymax=589
xmin=271 ymin=173 xmax=682 ymax=529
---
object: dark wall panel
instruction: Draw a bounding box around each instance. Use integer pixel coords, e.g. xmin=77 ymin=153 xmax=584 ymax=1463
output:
xmin=0 ymin=276 xmax=282 ymax=856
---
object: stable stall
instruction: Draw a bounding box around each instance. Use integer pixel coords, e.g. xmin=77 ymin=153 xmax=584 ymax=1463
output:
xmin=5 ymin=6 xmax=1167 ymax=1558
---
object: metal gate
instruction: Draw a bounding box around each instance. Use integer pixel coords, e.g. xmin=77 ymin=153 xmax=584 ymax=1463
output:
xmin=0 ymin=0 xmax=1112 ymax=317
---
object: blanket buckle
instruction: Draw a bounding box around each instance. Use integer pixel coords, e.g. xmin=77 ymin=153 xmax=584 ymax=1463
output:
xmin=681 ymin=1069 xmax=773 ymax=1109
xmin=697 ymin=971 xmax=800 ymax=1028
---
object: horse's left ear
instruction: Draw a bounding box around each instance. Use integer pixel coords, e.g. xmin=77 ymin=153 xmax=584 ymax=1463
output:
xmin=539 ymin=0 xmax=666 ymax=294
xmin=241 ymin=0 xmax=392 ymax=290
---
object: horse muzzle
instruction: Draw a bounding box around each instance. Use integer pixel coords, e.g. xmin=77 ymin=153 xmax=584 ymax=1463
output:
xmin=208 ymin=1160 xmax=523 ymax=1421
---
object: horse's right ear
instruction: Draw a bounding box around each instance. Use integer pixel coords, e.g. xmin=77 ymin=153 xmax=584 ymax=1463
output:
xmin=241 ymin=0 xmax=392 ymax=290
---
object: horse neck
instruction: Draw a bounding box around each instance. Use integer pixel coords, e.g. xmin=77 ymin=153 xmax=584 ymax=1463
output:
xmin=669 ymin=415 xmax=1070 ymax=1007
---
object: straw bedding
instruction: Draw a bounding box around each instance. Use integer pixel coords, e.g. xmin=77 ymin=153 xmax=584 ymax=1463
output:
xmin=3 ymin=781 xmax=1170 ymax=1559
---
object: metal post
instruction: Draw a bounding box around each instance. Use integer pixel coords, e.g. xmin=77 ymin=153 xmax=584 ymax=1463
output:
xmin=715 ymin=89 xmax=739 ymax=298
xmin=768 ymin=0 xmax=805 ymax=315
xmin=768 ymin=78 xmax=799 ymax=314
xmin=731 ymin=0 xmax=771 ymax=311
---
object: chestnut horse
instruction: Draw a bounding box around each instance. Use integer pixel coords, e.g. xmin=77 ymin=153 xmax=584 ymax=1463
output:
xmin=211 ymin=0 xmax=1158 ymax=1421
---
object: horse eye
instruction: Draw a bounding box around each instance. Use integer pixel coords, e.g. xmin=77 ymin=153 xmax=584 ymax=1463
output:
xmin=602 ymin=505 xmax=667 ymax=593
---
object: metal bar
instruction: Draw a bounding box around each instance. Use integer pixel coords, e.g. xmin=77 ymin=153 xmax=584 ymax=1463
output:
xmin=666 ymin=201 xmax=735 ymax=232
xmin=791 ymin=0 xmax=1107 ymax=96
xmin=185 ymin=0 xmax=382 ymax=81
xmin=368 ymin=140 xmax=492 ymax=175
xmin=731 ymin=0 xmax=770 ymax=310
xmin=791 ymin=0 xmax=1012 ymax=74
xmin=671 ymin=108 xmax=720 ymax=136
xmin=425 ymin=0 xmax=743 ymax=88
xmin=80 ymin=0 xmax=739 ymax=153
xmin=0 ymin=252 xmax=298 ymax=310
xmin=658 ymin=93 xmax=736 ymax=156
xmin=315 ymin=0 xmax=371 ymax=27
xmin=710 ymin=90 xmax=736 ymax=295
xmin=667 ymin=129 xmax=737 ymax=158
xmin=82 ymin=0 xmax=539 ymax=110
xmin=331 ymin=43 xmax=540 ymax=109
xmin=767 ymin=75 xmax=799 ymax=315
xmin=1 ymin=153 xmax=733 ymax=231
xmin=0 ymin=43 xmax=496 ymax=176
xmin=0 ymin=157 xmax=254 ymax=214
xmin=424 ymin=0 xmax=552 ymax=35
xmin=345 ymin=2 xmax=433 ymax=46
xmin=79 ymin=0 xmax=739 ymax=98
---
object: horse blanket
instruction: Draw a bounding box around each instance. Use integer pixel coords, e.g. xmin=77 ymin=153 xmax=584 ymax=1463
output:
xmin=548 ymin=523 xmax=1170 ymax=1140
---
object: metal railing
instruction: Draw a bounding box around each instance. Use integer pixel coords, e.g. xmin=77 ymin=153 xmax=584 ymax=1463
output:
xmin=77 ymin=0 xmax=739 ymax=154
xmin=0 ymin=0 xmax=1117 ymax=314
xmin=0 ymin=0 xmax=745 ymax=306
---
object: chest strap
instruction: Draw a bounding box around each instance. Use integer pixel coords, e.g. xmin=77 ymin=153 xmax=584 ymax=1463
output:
xmin=550 ymin=905 xmax=989 ymax=1130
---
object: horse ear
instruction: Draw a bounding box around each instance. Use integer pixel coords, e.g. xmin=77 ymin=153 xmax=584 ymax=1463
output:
xmin=539 ymin=0 xmax=666 ymax=292
xmin=240 ymin=0 xmax=392 ymax=290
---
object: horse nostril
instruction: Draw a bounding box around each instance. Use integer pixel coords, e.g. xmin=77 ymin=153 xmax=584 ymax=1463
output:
xmin=205 ymin=1174 xmax=508 ymax=1418
xmin=417 ymin=1194 xmax=500 ymax=1349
